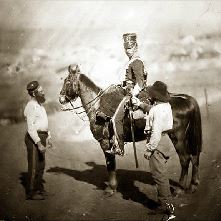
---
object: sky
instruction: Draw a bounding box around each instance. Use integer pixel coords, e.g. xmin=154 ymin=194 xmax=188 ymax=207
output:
xmin=1 ymin=1 xmax=221 ymax=35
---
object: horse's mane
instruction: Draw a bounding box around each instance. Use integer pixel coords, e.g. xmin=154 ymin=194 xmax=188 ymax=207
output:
xmin=79 ymin=74 xmax=101 ymax=94
xmin=99 ymin=85 xmax=125 ymax=117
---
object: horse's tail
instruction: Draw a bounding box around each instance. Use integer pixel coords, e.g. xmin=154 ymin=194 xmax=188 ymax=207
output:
xmin=186 ymin=96 xmax=202 ymax=155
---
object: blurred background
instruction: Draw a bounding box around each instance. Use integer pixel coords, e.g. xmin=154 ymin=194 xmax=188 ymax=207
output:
xmin=0 ymin=0 xmax=221 ymax=126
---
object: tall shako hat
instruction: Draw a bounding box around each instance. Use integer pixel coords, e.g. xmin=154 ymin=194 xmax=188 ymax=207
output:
xmin=123 ymin=33 xmax=137 ymax=49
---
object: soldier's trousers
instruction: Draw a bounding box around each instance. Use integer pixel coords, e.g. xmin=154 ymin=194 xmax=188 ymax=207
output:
xmin=149 ymin=149 xmax=172 ymax=206
xmin=25 ymin=131 xmax=48 ymax=196
xmin=112 ymin=96 xmax=130 ymax=149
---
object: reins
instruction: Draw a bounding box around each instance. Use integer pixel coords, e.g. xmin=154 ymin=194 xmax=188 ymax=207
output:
xmin=62 ymin=84 xmax=116 ymax=120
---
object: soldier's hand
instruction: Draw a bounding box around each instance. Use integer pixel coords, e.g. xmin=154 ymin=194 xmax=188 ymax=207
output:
xmin=37 ymin=141 xmax=46 ymax=153
xmin=131 ymin=96 xmax=141 ymax=106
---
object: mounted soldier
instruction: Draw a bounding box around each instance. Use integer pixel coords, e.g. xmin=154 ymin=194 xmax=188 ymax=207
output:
xmin=110 ymin=33 xmax=148 ymax=156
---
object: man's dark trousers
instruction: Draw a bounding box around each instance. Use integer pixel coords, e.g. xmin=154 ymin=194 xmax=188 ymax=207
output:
xmin=25 ymin=131 xmax=48 ymax=197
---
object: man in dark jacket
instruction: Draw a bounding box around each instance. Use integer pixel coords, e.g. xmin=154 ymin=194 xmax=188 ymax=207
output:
xmin=109 ymin=33 xmax=147 ymax=156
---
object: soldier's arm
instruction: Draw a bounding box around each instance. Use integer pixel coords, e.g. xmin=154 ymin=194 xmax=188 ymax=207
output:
xmin=132 ymin=59 xmax=145 ymax=89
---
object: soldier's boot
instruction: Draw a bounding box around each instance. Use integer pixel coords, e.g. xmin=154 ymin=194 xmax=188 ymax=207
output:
xmin=106 ymin=135 xmax=124 ymax=156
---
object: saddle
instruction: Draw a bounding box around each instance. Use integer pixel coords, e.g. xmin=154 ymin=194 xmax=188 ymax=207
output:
xmin=95 ymin=84 xmax=151 ymax=142
xmin=95 ymin=106 xmax=147 ymax=143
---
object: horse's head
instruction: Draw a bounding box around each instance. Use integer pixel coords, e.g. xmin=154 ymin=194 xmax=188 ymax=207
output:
xmin=59 ymin=64 xmax=81 ymax=104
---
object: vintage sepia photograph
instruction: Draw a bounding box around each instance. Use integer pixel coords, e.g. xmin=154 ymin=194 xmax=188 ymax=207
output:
xmin=0 ymin=1 xmax=221 ymax=220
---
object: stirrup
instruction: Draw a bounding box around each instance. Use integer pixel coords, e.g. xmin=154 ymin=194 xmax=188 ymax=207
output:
xmin=105 ymin=147 xmax=124 ymax=156
xmin=105 ymin=148 xmax=115 ymax=155
xmin=115 ymin=147 xmax=124 ymax=156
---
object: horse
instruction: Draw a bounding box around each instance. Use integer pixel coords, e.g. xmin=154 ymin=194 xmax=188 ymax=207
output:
xmin=59 ymin=66 xmax=202 ymax=195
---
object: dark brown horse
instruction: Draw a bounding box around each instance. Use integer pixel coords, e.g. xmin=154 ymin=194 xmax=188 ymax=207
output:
xmin=59 ymin=67 xmax=202 ymax=195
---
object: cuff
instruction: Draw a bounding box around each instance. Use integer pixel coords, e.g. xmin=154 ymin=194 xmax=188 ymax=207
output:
xmin=146 ymin=143 xmax=156 ymax=152
xmin=48 ymin=131 xmax=51 ymax=139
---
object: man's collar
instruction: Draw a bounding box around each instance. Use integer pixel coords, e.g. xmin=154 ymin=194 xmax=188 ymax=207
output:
xmin=129 ymin=52 xmax=139 ymax=60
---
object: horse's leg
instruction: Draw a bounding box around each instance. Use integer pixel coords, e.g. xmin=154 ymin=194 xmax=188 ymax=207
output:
xmin=104 ymin=152 xmax=117 ymax=194
xmin=178 ymin=151 xmax=191 ymax=190
xmin=189 ymin=154 xmax=200 ymax=192
xmin=169 ymin=132 xmax=191 ymax=190
xmin=99 ymin=139 xmax=117 ymax=195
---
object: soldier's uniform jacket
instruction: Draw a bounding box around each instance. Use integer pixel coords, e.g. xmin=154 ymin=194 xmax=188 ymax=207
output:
xmin=124 ymin=56 xmax=147 ymax=96
xmin=125 ymin=57 xmax=146 ymax=85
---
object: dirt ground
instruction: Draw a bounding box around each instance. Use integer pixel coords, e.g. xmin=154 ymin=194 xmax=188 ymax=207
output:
xmin=0 ymin=90 xmax=221 ymax=221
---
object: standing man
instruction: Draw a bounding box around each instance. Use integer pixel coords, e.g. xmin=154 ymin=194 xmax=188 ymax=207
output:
xmin=144 ymin=81 xmax=175 ymax=218
xmin=111 ymin=33 xmax=147 ymax=156
xmin=24 ymin=81 xmax=52 ymax=200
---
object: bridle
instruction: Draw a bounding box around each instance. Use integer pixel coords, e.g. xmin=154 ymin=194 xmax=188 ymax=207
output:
xmin=64 ymin=71 xmax=81 ymax=102
xmin=60 ymin=72 xmax=115 ymax=117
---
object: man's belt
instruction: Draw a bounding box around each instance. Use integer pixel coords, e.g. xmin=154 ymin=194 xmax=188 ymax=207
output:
xmin=155 ymin=149 xmax=170 ymax=160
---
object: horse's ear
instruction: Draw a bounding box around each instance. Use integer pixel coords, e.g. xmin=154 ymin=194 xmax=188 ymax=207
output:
xmin=68 ymin=64 xmax=80 ymax=74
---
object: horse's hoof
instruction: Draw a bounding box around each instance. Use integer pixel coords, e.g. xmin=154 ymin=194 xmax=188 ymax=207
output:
xmin=188 ymin=184 xmax=198 ymax=193
xmin=104 ymin=188 xmax=115 ymax=197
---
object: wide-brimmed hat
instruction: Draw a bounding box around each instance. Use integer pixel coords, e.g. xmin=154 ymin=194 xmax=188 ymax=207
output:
xmin=123 ymin=33 xmax=137 ymax=49
xmin=146 ymin=81 xmax=171 ymax=102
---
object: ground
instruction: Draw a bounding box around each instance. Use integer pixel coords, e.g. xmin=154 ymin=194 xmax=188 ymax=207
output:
xmin=0 ymin=92 xmax=221 ymax=221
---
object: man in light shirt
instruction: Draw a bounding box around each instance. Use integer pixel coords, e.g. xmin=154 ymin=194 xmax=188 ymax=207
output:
xmin=24 ymin=81 xmax=52 ymax=200
xmin=134 ymin=81 xmax=175 ymax=218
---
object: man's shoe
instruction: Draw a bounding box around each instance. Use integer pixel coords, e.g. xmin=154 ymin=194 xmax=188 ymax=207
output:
xmin=165 ymin=203 xmax=175 ymax=216
xmin=27 ymin=193 xmax=45 ymax=200
xmin=161 ymin=214 xmax=176 ymax=221
xmin=148 ymin=203 xmax=175 ymax=216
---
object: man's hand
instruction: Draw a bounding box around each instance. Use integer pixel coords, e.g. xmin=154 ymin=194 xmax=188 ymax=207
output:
xmin=144 ymin=149 xmax=153 ymax=160
xmin=46 ymin=138 xmax=53 ymax=149
xmin=37 ymin=141 xmax=46 ymax=153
